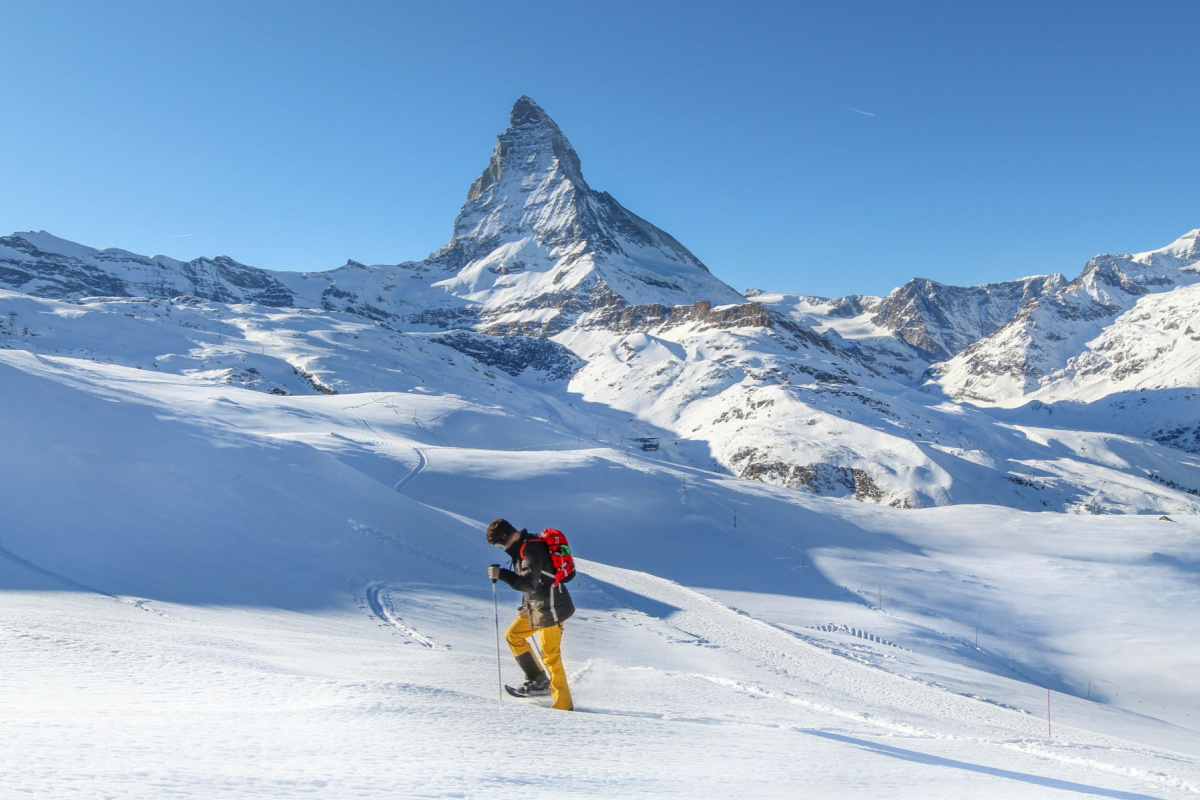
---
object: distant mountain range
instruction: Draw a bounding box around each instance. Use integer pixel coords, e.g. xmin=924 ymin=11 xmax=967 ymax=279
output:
xmin=3 ymin=96 xmax=1198 ymax=512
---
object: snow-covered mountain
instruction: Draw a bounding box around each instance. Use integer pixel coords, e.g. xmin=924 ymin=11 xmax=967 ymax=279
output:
xmin=2 ymin=97 xmax=1200 ymax=513
xmin=0 ymin=97 xmax=742 ymax=330
xmin=871 ymin=275 xmax=1068 ymax=363
xmin=0 ymin=230 xmax=297 ymax=306
xmin=270 ymin=95 xmax=748 ymax=336
xmin=748 ymin=272 xmax=1066 ymax=383
xmin=929 ymin=229 xmax=1200 ymax=453
xmin=422 ymin=96 xmax=746 ymax=321
xmin=932 ymin=229 xmax=1200 ymax=402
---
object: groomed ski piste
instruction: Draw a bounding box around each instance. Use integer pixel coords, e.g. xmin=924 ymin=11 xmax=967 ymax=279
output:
xmin=2 ymin=343 xmax=1199 ymax=798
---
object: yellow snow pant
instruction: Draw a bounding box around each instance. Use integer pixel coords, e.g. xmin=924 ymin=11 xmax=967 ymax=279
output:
xmin=506 ymin=614 xmax=573 ymax=710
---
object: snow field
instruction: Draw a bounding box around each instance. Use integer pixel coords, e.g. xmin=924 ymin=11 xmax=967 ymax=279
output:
xmin=2 ymin=569 xmax=1196 ymax=798
xmin=3 ymin=347 xmax=1200 ymax=796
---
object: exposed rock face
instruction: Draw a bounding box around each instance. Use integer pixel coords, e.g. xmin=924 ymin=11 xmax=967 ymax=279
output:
xmin=583 ymin=299 xmax=828 ymax=343
xmin=871 ymin=275 xmax=1067 ymax=362
xmin=731 ymin=452 xmax=896 ymax=504
xmin=431 ymin=331 xmax=583 ymax=381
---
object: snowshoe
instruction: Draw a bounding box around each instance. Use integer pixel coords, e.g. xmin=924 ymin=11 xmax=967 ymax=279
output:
xmin=505 ymin=678 xmax=550 ymax=698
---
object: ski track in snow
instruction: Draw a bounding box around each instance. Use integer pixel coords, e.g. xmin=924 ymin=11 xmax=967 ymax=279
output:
xmin=363 ymin=581 xmax=441 ymax=648
xmin=341 ymin=395 xmax=430 ymax=493
xmin=393 ymin=447 xmax=428 ymax=493
xmin=343 ymin=395 xmax=395 ymax=441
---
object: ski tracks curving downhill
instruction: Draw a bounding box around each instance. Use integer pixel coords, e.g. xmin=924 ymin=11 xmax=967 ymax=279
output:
xmin=392 ymin=447 xmax=427 ymax=494
xmin=363 ymin=581 xmax=442 ymax=649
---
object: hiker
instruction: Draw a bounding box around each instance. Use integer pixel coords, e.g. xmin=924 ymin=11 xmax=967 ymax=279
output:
xmin=486 ymin=518 xmax=574 ymax=710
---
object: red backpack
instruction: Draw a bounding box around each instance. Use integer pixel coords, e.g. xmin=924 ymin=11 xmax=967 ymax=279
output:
xmin=521 ymin=528 xmax=576 ymax=587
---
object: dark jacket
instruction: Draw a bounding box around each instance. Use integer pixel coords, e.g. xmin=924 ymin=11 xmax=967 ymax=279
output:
xmin=498 ymin=530 xmax=575 ymax=628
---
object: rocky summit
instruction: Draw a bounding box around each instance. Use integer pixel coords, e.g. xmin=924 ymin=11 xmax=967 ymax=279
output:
xmin=2 ymin=97 xmax=1200 ymax=512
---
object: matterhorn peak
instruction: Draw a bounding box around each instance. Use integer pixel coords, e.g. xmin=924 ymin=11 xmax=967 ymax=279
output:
xmin=486 ymin=96 xmax=587 ymax=192
xmin=509 ymin=95 xmax=558 ymax=131
xmin=427 ymin=96 xmax=594 ymax=271
xmin=411 ymin=96 xmax=747 ymax=324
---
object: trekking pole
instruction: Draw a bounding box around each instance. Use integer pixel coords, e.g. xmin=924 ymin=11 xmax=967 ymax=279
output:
xmin=491 ymin=565 xmax=503 ymax=700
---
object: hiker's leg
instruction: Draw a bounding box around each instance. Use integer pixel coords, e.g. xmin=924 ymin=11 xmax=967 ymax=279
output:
xmin=538 ymin=623 xmax=573 ymax=710
xmin=505 ymin=613 xmax=545 ymax=680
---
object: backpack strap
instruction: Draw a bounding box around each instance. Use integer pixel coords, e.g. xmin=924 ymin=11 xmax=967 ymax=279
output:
xmin=518 ymin=536 xmax=559 ymax=590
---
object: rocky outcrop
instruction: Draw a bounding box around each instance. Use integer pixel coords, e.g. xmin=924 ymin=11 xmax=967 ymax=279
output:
xmin=581 ymin=298 xmax=838 ymax=353
xmin=431 ymin=331 xmax=583 ymax=381
xmin=730 ymin=451 xmax=896 ymax=504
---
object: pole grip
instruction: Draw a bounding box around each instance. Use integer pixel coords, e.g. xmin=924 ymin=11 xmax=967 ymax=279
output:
xmin=490 ymin=563 xmax=500 ymax=583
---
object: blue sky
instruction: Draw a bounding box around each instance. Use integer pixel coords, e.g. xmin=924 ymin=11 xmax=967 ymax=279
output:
xmin=2 ymin=1 xmax=1197 ymax=297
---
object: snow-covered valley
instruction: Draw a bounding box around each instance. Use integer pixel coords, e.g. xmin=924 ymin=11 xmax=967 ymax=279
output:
xmin=2 ymin=95 xmax=1199 ymax=797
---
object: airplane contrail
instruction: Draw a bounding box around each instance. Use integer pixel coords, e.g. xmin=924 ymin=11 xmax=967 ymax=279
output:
xmin=171 ymin=234 xmax=194 ymax=238
xmin=836 ymin=105 xmax=876 ymax=117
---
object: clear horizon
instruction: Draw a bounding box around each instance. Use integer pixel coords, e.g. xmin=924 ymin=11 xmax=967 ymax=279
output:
xmin=2 ymin=1 xmax=1197 ymax=298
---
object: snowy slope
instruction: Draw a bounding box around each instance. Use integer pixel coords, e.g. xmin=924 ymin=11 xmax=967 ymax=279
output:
xmin=970 ymin=283 xmax=1200 ymax=456
xmin=2 ymin=346 xmax=1199 ymax=797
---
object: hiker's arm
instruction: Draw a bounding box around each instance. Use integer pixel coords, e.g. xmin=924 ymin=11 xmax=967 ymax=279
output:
xmin=498 ymin=544 xmax=548 ymax=593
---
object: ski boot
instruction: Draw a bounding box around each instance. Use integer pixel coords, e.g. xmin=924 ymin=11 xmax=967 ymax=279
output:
xmin=518 ymin=676 xmax=551 ymax=697
xmin=513 ymin=652 xmax=551 ymax=696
